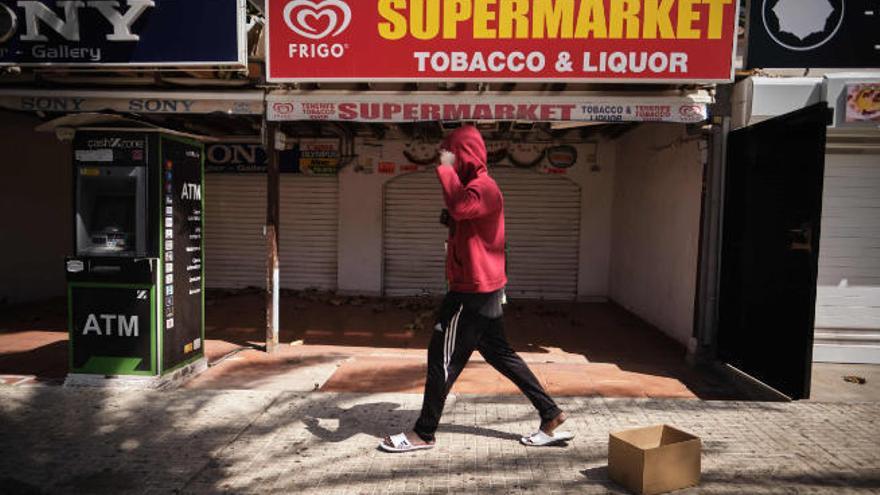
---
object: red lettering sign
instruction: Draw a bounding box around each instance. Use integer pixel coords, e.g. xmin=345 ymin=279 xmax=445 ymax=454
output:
xmin=267 ymin=0 xmax=738 ymax=83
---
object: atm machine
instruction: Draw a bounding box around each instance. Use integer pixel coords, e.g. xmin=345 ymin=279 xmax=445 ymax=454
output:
xmin=65 ymin=129 xmax=206 ymax=387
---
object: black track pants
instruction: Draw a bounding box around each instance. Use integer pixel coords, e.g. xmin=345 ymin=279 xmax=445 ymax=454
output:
xmin=413 ymin=302 xmax=561 ymax=443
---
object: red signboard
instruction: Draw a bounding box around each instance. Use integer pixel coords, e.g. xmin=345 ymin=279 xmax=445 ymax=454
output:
xmin=266 ymin=0 xmax=738 ymax=83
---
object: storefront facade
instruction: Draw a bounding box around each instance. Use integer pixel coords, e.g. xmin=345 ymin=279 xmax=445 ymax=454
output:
xmin=6 ymin=0 xmax=874 ymax=397
xmin=733 ymin=73 xmax=880 ymax=365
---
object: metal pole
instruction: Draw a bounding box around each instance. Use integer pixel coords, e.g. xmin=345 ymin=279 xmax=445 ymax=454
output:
xmin=265 ymin=121 xmax=280 ymax=353
xmin=691 ymin=116 xmax=729 ymax=365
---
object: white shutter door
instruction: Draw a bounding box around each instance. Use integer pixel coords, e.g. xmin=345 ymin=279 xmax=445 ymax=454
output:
xmin=494 ymin=169 xmax=581 ymax=300
xmin=383 ymin=169 xmax=581 ymax=300
xmin=204 ymin=175 xmax=266 ymax=289
xmin=384 ymin=171 xmax=448 ymax=296
xmin=814 ymin=152 xmax=880 ymax=364
xmin=205 ymin=175 xmax=339 ymax=291
xmin=279 ymin=176 xmax=339 ymax=290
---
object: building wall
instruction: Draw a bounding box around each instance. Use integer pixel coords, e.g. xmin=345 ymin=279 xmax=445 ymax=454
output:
xmin=337 ymin=137 xmax=616 ymax=298
xmin=0 ymin=111 xmax=71 ymax=304
xmin=610 ymin=124 xmax=705 ymax=346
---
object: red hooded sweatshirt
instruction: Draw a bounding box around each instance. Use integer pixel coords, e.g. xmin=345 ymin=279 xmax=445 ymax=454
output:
xmin=436 ymin=126 xmax=507 ymax=294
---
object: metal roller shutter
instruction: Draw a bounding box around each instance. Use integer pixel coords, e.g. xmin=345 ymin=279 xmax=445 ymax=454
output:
xmin=204 ymin=175 xmax=339 ymax=291
xmin=814 ymin=151 xmax=880 ymax=364
xmin=383 ymin=171 xmax=448 ymax=296
xmin=204 ymin=175 xmax=266 ymax=289
xmin=383 ymin=169 xmax=581 ymax=300
xmin=279 ymin=176 xmax=339 ymax=290
xmin=495 ymin=169 xmax=581 ymax=300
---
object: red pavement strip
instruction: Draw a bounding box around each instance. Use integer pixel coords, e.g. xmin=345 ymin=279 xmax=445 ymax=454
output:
xmin=0 ymin=293 xmax=733 ymax=398
xmin=319 ymin=356 xmax=697 ymax=398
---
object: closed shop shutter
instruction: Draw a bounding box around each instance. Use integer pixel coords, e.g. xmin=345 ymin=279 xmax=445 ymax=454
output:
xmin=279 ymin=176 xmax=339 ymax=290
xmin=814 ymin=151 xmax=880 ymax=364
xmin=204 ymin=175 xmax=266 ymax=289
xmin=495 ymin=169 xmax=581 ymax=300
xmin=383 ymin=169 xmax=580 ymax=300
xmin=383 ymin=171 xmax=447 ymax=296
xmin=204 ymin=175 xmax=338 ymax=291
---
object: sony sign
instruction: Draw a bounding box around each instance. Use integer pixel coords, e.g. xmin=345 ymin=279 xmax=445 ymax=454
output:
xmin=0 ymin=0 xmax=244 ymax=67
xmin=4 ymin=1 xmax=154 ymax=42
xmin=205 ymin=143 xmax=271 ymax=173
xmin=207 ymin=143 xmax=263 ymax=166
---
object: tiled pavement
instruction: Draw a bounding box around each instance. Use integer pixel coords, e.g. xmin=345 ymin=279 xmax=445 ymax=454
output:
xmin=1 ymin=386 xmax=878 ymax=494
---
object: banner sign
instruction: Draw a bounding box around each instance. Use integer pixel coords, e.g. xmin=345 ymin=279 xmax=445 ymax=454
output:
xmin=746 ymin=0 xmax=880 ymax=69
xmin=206 ymin=143 xmax=270 ymax=173
xmin=0 ymin=90 xmax=265 ymax=115
xmin=266 ymin=0 xmax=738 ymax=83
xmin=267 ymin=93 xmax=711 ymax=123
xmin=844 ymin=83 xmax=880 ymax=124
xmin=205 ymin=141 xmax=340 ymax=174
xmin=0 ymin=0 xmax=246 ymax=67
xmin=299 ymin=141 xmax=341 ymax=174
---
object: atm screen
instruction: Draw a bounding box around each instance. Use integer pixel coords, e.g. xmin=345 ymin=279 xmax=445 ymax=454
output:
xmin=89 ymin=194 xmax=135 ymax=252
xmin=76 ymin=166 xmax=146 ymax=257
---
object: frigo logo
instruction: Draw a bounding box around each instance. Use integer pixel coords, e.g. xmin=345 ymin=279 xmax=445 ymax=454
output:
xmin=283 ymin=0 xmax=352 ymax=40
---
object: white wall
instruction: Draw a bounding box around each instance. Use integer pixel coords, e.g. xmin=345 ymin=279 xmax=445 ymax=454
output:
xmin=609 ymin=124 xmax=705 ymax=345
xmin=336 ymin=137 xmax=615 ymax=298
xmin=336 ymin=142 xmax=387 ymax=296
xmin=578 ymin=139 xmax=615 ymax=300
xmin=0 ymin=111 xmax=71 ymax=304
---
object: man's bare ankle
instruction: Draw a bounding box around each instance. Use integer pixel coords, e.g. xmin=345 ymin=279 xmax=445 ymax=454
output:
xmin=541 ymin=411 xmax=567 ymax=434
xmin=408 ymin=431 xmax=431 ymax=445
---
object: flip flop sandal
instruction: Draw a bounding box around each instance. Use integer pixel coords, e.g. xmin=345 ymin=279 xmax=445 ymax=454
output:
xmin=520 ymin=430 xmax=575 ymax=447
xmin=379 ymin=433 xmax=435 ymax=453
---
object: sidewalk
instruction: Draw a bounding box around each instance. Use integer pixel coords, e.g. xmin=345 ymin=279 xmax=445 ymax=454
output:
xmin=1 ymin=386 xmax=878 ymax=494
xmin=0 ymin=293 xmax=746 ymax=399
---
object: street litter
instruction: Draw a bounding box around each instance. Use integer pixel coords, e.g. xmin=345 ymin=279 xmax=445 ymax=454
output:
xmin=608 ymin=424 xmax=701 ymax=495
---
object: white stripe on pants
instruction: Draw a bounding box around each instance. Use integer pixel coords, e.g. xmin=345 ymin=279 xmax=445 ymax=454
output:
xmin=444 ymin=304 xmax=463 ymax=382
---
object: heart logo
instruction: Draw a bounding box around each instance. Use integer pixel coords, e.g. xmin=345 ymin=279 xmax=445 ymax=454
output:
xmin=283 ymin=0 xmax=351 ymax=40
xmin=273 ymin=102 xmax=295 ymax=115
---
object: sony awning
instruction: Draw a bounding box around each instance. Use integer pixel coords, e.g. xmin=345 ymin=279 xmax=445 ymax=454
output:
xmin=0 ymin=89 xmax=265 ymax=115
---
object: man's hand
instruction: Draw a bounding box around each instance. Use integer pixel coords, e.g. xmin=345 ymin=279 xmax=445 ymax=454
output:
xmin=439 ymin=149 xmax=455 ymax=168
xmin=439 ymin=208 xmax=450 ymax=226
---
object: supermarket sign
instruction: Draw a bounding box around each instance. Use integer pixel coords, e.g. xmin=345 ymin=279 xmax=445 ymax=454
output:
xmin=266 ymin=93 xmax=711 ymax=123
xmin=266 ymin=0 xmax=738 ymax=83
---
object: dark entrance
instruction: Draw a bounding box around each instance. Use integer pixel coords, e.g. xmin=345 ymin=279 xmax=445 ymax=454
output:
xmin=718 ymin=103 xmax=832 ymax=400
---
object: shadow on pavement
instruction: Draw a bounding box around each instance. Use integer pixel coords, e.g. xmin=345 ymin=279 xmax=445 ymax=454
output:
xmin=1 ymin=386 xmax=879 ymax=494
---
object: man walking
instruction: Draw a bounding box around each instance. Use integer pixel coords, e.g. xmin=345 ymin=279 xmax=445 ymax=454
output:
xmin=381 ymin=126 xmax=572 ymax=452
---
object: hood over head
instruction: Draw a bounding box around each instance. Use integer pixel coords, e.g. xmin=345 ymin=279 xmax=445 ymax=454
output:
xmin=441 ymin=125 xmax=487 ymax=184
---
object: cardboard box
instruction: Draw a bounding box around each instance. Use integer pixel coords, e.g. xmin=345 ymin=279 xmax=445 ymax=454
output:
xmin=608 ymin=425 xmax=701 ymax=495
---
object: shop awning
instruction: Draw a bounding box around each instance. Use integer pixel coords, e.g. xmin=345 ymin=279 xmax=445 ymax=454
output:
xmin=266 ymin=90 xmax=713 ymax=124
xmin=33 ymin=113 xmax=219 ymax=142
xmin=0 ymin=89 xmax=265 ymax=115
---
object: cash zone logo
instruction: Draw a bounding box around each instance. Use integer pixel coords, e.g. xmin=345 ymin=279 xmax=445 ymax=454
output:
xmin=283 ymin=0 xmax=351 ymax=40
